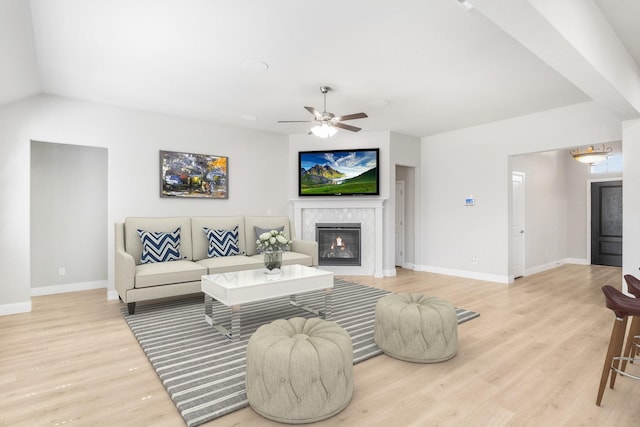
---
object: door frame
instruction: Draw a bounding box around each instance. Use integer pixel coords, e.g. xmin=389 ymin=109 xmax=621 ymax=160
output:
xmin=510 ymin=171 xmax=526 ymax=281
xmin=395 ymin=180 xmax=405 ymax=267
xmin=586 ymin=177 xmax=623 ymax=265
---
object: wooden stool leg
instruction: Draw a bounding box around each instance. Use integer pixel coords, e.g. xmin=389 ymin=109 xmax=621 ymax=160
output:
xmin=621 ymin=317 xmax=640 ymax=373
xmin=597 ymin=316 xmax=628 ymax=406
xmin=610 ymin=316 xmax=629 ymax=389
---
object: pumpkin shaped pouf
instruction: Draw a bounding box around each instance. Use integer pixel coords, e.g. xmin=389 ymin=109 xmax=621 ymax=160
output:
xmin=374 ymin=293 xmax=457 ymax=363
xmin=245 ymin=317 xmax=353 ymax=424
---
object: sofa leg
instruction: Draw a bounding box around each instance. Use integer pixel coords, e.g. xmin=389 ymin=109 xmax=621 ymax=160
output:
xmin=128 ymin=302 xmax=136 ymax=315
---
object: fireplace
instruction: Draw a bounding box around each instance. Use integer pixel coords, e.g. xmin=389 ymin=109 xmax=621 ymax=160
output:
xmin=316 ymin=223 xmax=361 ymax=266
xmin=292 ymin=199 xmax=384 ymax=277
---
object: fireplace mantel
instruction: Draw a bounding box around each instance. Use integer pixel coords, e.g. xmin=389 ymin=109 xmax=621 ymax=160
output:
xmin=291 ymin=199 xmax=385 ymax=277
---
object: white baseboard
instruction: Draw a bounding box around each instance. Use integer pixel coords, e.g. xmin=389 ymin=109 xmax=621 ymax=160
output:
xmin=31 ymin=280 xmax=108 ymax=297
xmin=524 ymin=261 xmax=563 ymax=276
xmin=401 ymin=263 xmax=416 ymax=270
xmin=107 ymin=289 xmax=120 ymax=301
xmin=414 ymin=264 xmax=510 ymax=284
xmin=382 ymin=268 xmax=397 ymax=277
xmin=0 ymin=300 xmax=32 ymax=316
xmin=524 ymin=258 xmax=588 ymax=277
xmin=563 ymin=258 xmax=589 ymax=265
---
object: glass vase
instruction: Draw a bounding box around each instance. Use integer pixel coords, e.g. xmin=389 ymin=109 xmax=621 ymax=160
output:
xmin=263 ymin=250 xmax=283 ymax=274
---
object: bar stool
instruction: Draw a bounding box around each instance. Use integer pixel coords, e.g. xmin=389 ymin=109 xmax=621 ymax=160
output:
xmin=596 ymin=285 xmax=640 ymax=406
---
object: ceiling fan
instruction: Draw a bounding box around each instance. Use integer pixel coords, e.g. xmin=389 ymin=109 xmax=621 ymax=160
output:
xmin=278 ymin=86 xmax=368 ymax=138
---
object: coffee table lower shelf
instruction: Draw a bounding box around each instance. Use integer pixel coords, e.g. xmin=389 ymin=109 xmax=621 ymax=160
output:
xmin=201 ymin=264 xmax=334 ymax=341
xmin=203 ymin=290 xmax=332 ymax=340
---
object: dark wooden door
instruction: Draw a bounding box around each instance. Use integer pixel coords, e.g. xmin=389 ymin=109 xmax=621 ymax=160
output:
xmin=591 ymin=181 xmax=622 ymax=267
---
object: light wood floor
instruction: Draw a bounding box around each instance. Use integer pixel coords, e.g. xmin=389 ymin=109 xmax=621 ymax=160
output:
xmin=2 ymin=265 xmax=640 ymax=426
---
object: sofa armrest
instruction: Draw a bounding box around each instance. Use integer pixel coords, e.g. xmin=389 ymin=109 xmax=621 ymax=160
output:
xmin=291 ymin=239 xmax=318 ymax=266
xmin=114 ymin=222 xmax=136 ymax=302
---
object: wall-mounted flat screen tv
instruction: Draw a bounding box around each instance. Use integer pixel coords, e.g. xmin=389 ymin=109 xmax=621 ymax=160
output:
xmin=298 ymin=148 xmax=380 ymax=196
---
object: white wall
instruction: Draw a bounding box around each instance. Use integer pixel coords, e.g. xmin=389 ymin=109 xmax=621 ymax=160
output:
xmin=420 ymin=101 xmax=621 ymax=283
xmin=0 ymin=0 xmax=40 ymax=105
xmin=623 ymin=119 xmax=640 ymax=292
xmin=0 ymin=94 xmax=289 ymax=314
xmin=565 ymin=150 xmax=590 ymax=261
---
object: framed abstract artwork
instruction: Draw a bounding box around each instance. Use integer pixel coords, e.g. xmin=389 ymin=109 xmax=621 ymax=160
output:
xmin=160 ymin=150 xmax=228 ymax=199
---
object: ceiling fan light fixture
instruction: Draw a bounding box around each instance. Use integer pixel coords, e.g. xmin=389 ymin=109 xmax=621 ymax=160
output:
xmin=279 ymin=85 xmax=367 ymax=137
xmin=570 ymin=144 xmax=612 ymax=164
xmin=311 ymin=123 xmax=338 ymax=138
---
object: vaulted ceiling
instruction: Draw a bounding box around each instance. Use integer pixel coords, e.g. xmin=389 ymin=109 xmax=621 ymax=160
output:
xmin=2 ymin=0 xmax=639 ymax=138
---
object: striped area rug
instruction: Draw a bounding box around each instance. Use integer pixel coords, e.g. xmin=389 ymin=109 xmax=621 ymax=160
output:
xmin=121 ymin=278 xmax=479 ymax=427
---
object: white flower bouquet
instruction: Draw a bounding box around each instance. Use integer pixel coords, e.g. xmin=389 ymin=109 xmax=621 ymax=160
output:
xmin=256 ymin=229 xmax=292 ymax=252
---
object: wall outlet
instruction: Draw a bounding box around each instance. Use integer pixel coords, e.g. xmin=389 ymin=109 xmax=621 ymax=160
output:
xmin=58 ymin=267 xmax=66 ymax=276
xmin=471 ymin=256 xmax=478 ymax=264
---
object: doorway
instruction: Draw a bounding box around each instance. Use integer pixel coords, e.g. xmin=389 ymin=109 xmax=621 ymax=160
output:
xmin=395 ymin=165 xmax=415 ymax=270
xmin=395 ymin=180 xmax=405 ymax=267
xmin=590 ymin=180 xmax=622 ymax=267
xmin=30 ymin=141 xmax=108 ymax=293
xmin=511 ymin=172 xmax=525 ymax=279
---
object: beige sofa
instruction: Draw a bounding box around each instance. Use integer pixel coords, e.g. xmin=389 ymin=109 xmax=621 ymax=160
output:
xmin=115 ymin=216 xmax=318 ymax=314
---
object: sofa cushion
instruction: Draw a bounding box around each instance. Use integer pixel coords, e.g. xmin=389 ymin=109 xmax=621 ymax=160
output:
xmin=137 ymin=227 xmax=183 ymax=264
xmin=204 ymin=226 xmax=242 ymax=258
xmin=135 ymin=260 xmax=206 ymax=288
xmin=196 ymin=255 xmax=264 ymax=274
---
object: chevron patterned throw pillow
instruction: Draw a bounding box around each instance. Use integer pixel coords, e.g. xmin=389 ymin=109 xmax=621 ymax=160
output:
xmin=137 ymin=227 xmax=183 ymax=264
xmin=204 ymin=225 xmax=242 ymax=258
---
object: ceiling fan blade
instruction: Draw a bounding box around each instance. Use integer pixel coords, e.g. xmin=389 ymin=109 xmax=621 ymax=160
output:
xmin=333 ymin=122 xmax=362 ymax=132
xmin=334 ymin=112 xmax=368 ymax=121
xmin=304 ymin=106 xmax=323 ymax=120
xmin=277 ymin=120 xmax=313 ymax=123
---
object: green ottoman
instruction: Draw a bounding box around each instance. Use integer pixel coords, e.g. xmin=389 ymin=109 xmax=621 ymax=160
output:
xmin=374 ymin=293 xmax=457 ymax=363
xmin=245 ymin=317 xmax=353 ymax=424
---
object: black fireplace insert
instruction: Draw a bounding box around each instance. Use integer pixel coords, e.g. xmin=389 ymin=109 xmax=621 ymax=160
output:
xmin=316 ymin=223 xmax=361 ymax=266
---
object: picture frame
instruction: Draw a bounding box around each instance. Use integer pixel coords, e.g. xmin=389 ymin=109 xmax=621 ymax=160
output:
xmin=160 ymin=150 xmax=228 ymax=199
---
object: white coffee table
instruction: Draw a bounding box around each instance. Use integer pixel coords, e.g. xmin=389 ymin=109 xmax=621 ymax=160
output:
xmin=201 ymin=264 xmax=334 ymax=340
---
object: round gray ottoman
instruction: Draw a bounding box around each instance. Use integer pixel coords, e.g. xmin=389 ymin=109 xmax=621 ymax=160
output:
xmin=374 ymin=293 xmax=457 ymax=363
xmin=245 ymin=317 xmax=353 ymax=424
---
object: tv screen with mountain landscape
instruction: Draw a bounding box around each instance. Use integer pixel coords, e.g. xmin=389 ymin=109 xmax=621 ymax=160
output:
xmin=298 ymin=148 xmax=379 ymax=196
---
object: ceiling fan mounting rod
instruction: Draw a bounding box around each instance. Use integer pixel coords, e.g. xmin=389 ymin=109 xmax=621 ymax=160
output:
xmin=320 ymin=86 xmax=330 ymax=113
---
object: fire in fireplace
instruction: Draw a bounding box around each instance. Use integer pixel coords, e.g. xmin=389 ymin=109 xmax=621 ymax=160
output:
xmin=316 ymin=223 xmax=361 ymax=266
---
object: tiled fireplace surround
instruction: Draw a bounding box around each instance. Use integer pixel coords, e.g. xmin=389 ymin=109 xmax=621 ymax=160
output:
xmin=291 ymin=199 xmax=384 ymax=277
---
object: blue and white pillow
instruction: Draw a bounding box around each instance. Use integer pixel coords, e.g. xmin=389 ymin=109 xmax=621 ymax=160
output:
xmin=204 ymin=226 xmax=242 ymax=258
xmin=137 ymin=227 xmax=182 ymax=264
